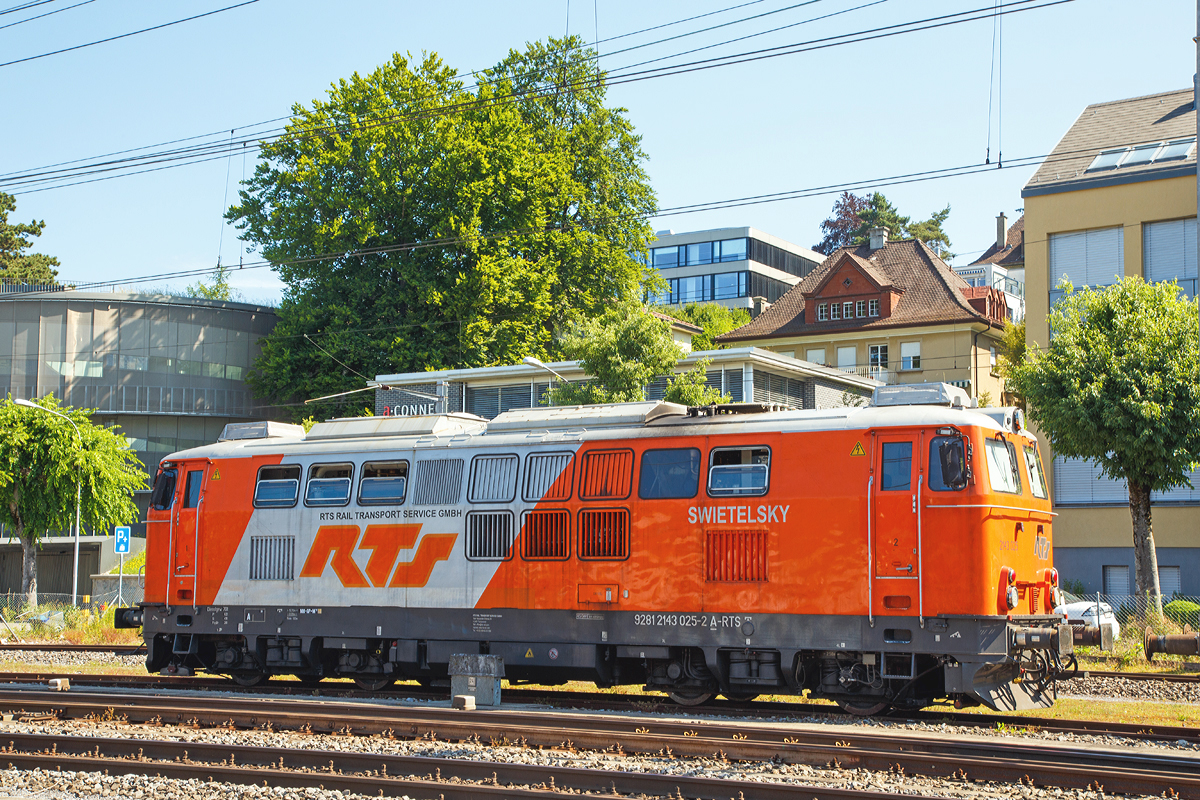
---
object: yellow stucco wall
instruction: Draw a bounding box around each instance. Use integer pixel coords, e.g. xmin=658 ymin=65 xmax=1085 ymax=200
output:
xmin=1024 ymin=174 xmax=1198 ymax=550
xmin=759 ymin=323 xmax=1005 ymax=401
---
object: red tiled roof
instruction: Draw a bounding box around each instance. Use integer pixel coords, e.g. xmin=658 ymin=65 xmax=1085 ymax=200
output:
xmin=718 ymin=238 xmax=999 ymax=343
xmin=969 ymin=214 xmax=1024 ymax=267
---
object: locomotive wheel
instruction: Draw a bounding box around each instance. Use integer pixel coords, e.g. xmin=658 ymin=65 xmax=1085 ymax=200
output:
xmin=353 ymin=675 xmax=395 ymax=692
xmin=836 ymin=698 xmax=891 ymax=716
xmin=229 ymin=671 xmax=269 ymax=688
xmin=668 ymin=690 xmax=714 ymax=706
xmin=722 ymin=692 xmax=760 ymax=702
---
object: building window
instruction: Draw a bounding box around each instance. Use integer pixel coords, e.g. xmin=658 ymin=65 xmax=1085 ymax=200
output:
xmin=856 ymin=300 xmax=866 ymax=317
xmin=817 ymin=303 xmax=828 ymax=321
xmin=718 ymin=238 xmax=748 ymax=262
xmin=900 ymin=342 xmax=921 ymax=370
xmin=1144 ymin=218 xmax=1197 ymax=298
xmin=868 ymin=299 xmax=879 ymax=316
xmin=869 ymin=344 xmax=888 ymax=370
xmin=1103 ymin=565 xmax=1129 ymax=596
xmin=842 ymin=301 xmax=853 ymax=319
xmin=1160 ymin=565 xmax=1181 ymax=598
xmin=805 ymin=348 xmax=825 ymax=365
xmin=652 ymin=246 xmax=680 ymax=268
xmin=836 ymin=346 xmax=856 ymax=371
xmin=830 ymin=302 xmax=841 ymax=320
xmin=686 ymin=242 xmax=714 ymax=266
xmin=1049 ymin=226 xmax=1124 ymax=305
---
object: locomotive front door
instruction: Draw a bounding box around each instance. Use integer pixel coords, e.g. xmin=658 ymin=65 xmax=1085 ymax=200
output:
xmin=873 ymin=436 xmax=920 ymax=579
xmin=169 ymin=462 xmax=207 ymax=606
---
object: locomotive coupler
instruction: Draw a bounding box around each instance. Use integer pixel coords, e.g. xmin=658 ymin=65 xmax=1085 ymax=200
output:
xmin=1010 ymin=624 xmax=1073 ymax=658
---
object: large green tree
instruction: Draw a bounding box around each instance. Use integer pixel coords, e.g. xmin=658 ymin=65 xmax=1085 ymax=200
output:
xmin=1008 ymin=278 xmax=1200 ymax=612
xmin=813 ymin=191 xmax=952 ymax=258
xmin=0 ymin=192 xmax=61 ymax=286
xmin=228 ymin=39 xmax=656 ymax=420
xmin=0 ymin=396 xmax=146 ymax=606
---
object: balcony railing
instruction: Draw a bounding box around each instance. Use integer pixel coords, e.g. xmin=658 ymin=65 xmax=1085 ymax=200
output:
xmin=837 ymin=365 xmax=896 ymax=384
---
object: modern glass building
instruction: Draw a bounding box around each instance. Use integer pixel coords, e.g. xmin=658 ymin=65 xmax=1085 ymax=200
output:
xmin=0 ymin=289 xmax=278 ymax=534
xmin=646 ymin=227 xmax=824 ymax=313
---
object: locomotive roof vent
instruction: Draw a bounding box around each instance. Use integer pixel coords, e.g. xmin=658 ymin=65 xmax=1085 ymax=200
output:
xmin=486 ymin=400 xmax=688 ymax=432
xmin=306 ymin=413 xmax=487 ymax=440
xmin=218 ymin=420 xmax=307 ymax=441
xmin=871 ymin=383 xmax=974 ymax=408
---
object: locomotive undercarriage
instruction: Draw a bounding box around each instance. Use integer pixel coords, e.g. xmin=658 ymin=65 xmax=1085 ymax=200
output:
xmin=121 ymin=605 xmax=1073 ymax=713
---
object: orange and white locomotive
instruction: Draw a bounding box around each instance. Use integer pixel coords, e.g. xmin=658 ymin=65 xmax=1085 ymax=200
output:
xmin=120 ymin=383 xmax=1072 ymax=712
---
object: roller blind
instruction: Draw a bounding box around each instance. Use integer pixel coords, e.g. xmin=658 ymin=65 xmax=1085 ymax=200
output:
xmin=1103 ymin=565 xmax=1129 ymax=596
xmin=1054 ymin=455 xmax=1200 ymax=505
xmin=1049 ymin=227 xmax=1124 ymax=290
xmin=1160 ymin=566 xmax=1181 ymax=598
xmin=1144 ymin=218 xmax=1197 ymax=294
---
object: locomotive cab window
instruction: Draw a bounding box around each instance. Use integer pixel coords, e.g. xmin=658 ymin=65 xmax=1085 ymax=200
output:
xmin=150 ymin=468 xmax=177 ymax=510
xmin=928 ymin=436 xmax=967 ymax=491
xmin=1024 ymin=444 xmax=1048 ymax=499
xmin=880 ymin=442 xmax=912 ymax=490
xmin=984 ymin=438 xmax=1022 ymax=494
xmin=358 ymin=461 xmax=408 ymax=505
xmin=254 ymin=465 xmax=300 ymax=508
xmin=639 ymin=448 xmax=701 ymax=499
xmin=183 ymin=470 xmax=204 ymax=508
xmin=305 ymin=463 xmax=353 ymax=507
xmin=708 ymin=447 xmax=770 ymax=497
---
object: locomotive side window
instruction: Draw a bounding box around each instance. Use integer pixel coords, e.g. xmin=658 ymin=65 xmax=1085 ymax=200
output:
xmin=984 ymin=438 xmax=1023 ymax=494
xmin=412 ymin=458 xmax=465 ymax=505
xmin=1024 ymin=445 xmax=1048 ymax=499
xmin=305 ymin=463 xmax=353 ymax=507
xmin=639 ymin=448 xmax=701 ymax=499
xmin=880 ymin=443 xmax=912 ymax=490
xmin=928 ymin=436 xmax=967 ymax=491
xmin=358 ymin=461 xmax=408 ymax=505
xmin=183 ymin=470 xmax=204 ymax=508
xmin=468 ymin=454 xmax=518 ymax=503
xmin=254 ymin=465 xmax=301 ymax=508
xmin=708 ymin=447 xmax=770 ymax=497
xmin=150 ymin=468 xmax=177 ymax=510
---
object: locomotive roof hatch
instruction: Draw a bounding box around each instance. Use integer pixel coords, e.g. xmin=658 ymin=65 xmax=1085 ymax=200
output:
xmin=306 ymin=413 xmax=487 ymax=440
xmin=218 ymin=420 xmax=307 ymax=441
xmin=871 ymin=383 xmax=973 ymax=409
xmin=485 ymin=400 xmax=688 ymax=433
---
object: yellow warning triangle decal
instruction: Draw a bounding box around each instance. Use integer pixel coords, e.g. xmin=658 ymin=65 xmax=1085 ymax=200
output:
xmin=850 ymin=442 xmax=866 ymax=457
xmin=211 ymin=468 xmax=221 ymax=480
xmin=524 ymin=648 xmax=534 ymax=658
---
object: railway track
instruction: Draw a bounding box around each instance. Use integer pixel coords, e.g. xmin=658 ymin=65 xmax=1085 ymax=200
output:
xmin=0 ymin=642 xmax=144 ymax=654
xmin=0 ymin=685 xmax=1196 ymax=797
xmin=0 ymin=669 xmax=1196 ymax=746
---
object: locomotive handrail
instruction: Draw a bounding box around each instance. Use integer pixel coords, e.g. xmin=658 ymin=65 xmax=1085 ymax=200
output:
xmin=924 ymin=503 xmax=1057 ymax=516
xmin=866 ymin=474 xmax=873 ymax=628
xmin=917 ymin=474 xmax=924 ymax=629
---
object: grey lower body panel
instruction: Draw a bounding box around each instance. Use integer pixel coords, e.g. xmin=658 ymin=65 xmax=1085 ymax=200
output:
xmin=139 ymin=604 xmax=1059 ymax=710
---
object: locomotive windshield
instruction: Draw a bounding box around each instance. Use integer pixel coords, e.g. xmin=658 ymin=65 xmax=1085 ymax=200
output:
xmin=1024 ymin=445 xmax=1048 ymax=499
xmin=984 ymin=438 xmax=1023 ymax=494
xmin=928 ymin=436 xmax=967 ymax=491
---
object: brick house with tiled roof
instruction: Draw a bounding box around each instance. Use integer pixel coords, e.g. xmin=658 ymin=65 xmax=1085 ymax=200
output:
xmin=717 ymin=230 xmax=1008 ymax=399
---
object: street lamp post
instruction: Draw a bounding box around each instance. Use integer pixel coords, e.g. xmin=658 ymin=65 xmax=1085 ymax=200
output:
xmin=15 ymin=399 xmax=83 ymax=606
xmin=522 ymin=357 xmax=570 ymax=406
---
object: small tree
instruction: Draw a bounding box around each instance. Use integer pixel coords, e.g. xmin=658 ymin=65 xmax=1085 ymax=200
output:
xmin=997 ymin=318 xmax=1026 ymax=408
xmin=664 ymin=358 xmax=730 ymax=406
xmin=0 ymin=191 xmax=61 ymax=286
xmin=186 ymin=263 xmax=240 ymax=301
xmin=655 ymin=303 xmax=750 ymax=352
xmin=1008 ymin=278 xmax=1200 ymax=613
xmin=548 ymin=303 xmax=682 ymax=405
xmin=0 ymin=396 xmax=146 ymax=606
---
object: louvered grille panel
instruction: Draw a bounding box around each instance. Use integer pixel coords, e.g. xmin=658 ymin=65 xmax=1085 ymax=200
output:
xmin=705 ymin=530 xmax=768 ymax=582
xmin=524 ymin=453 xmax=574 ymax=501
xmin=466 ymin=511 xmax=513 ymax=560
xmin=578 ymin=509 xmax=629 ymax=559
xmin=468 ymin=454 xmax=518 ymax=503
xmin=412 ymin=459 xmax=464 ymax=505
xmin=579 ymin=450 xmax=633 ymax=500
xmin=521 ymin=510 xmax=570 ymax=559
xmin=249 ymin=536 xmax=295 ymax=581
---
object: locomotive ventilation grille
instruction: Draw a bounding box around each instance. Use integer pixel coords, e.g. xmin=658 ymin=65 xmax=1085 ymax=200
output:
xmin=413 ymin=458 xmax=464 ymax=505
xmin=249 ymin=535 xmax=295 ymax=581
xmin=468 ymin=455 xmax=518 ymax=503
xmin=523 ymin=452 xmax=574 ymax=502
xmin=521 ymin=509 xmax=570 ymax=559
xmin=578 ymin=509 xmax=629 ymax=559
xmin=705 ymin=529 xmax=769 ymax=582
xmin=466 ymin=511 xmax=514 ymax=560
xmin=579 ymin=449 xmax=633 ymax=500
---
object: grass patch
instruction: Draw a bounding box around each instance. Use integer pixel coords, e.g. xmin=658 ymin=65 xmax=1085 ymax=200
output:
xmin=108 ymin=549 xmax=145 ymax=575
xmin=960 ymin=696 xmax=1200 ymax=728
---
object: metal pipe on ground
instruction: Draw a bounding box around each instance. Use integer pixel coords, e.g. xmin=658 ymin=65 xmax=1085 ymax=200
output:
xmin=1145 ymin=626 xmax=1200 ymax=661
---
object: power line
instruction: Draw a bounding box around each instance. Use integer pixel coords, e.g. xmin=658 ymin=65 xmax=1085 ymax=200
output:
xmin=0 ymin=0 xmax=95 ymax=31
xmin=2 ymin=0 xmax=1067 ymax=194
xmin=0 ymin=0 xmax=58 ymax=16
xmin=0 ymin=0 xmax=262 ymax=69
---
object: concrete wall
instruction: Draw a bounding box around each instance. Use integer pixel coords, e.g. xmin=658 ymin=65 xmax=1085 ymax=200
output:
xmin=1023 ymin=173 xmax=1200 ymax=553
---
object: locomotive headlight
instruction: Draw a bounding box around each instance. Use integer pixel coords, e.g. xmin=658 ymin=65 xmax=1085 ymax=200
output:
xmin=1006 ymin=585 xmax=1020 ymax=610
xmin=1048 ymin=568 xmax=1059 ymax=586
xmin=1006 ymin=567 xmax=1017 ymax=585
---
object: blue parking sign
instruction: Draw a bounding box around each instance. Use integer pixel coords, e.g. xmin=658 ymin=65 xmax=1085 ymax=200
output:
xmin=114 ymin=526 xmax=131 ymax=554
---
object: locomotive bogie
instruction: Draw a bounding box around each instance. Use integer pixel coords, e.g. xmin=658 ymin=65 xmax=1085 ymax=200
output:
xmin=129 ymin=395 xmax=1067 ymax=711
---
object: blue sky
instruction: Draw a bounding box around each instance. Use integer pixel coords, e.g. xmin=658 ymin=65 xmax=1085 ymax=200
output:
xmin=2 ymin=0 xmax=1194 ymax=305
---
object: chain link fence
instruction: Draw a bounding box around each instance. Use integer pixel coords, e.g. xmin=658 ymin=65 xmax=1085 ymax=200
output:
xmin=1061 ymin=591 xmax=1200 ymax=638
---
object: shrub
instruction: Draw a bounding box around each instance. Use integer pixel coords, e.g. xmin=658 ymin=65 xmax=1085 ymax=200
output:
xmin=1165 ymin=599 xmax=1200 ymax=629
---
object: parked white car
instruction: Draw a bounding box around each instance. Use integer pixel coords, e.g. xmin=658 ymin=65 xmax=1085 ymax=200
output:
xmin=1053 ymin=600 xmax=1121 ymax=641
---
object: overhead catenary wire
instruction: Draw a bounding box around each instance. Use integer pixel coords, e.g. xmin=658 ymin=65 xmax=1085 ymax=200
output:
xmin=0 ymin=0 xmax=96 ymax=31
xmin=1 ymin=0 xmax=1067 ymax=194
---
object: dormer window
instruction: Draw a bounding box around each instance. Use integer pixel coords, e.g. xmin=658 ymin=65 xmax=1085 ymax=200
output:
xmin=817 ymin=303 xmax=828 ymax=321
xmin=842 ymin=301 xmax=853 ymax=319
xmin=830 ymin=302 xmax=841 ymax=320
xmin=856 ymin=300 xmax=866 ymax=317
xmin=869 ymin=299 xmax=880 ymax=316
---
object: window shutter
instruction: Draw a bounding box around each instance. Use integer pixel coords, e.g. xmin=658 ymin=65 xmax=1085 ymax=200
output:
xmin=1159 ymin=566 xmax=1181 ymax=598
xmin=1152 ymin=465 xmax=1200 ymax=503
xmin=1144 ymin=219 xmax=1197 ymax=293
xmin=1049 ymin=227 xmax=1124 ymax=290
xmin=1103 ymin=565 xmax=1130 ymax=596
xmin=1054 ymin=455 xmax=1128 ymax=505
